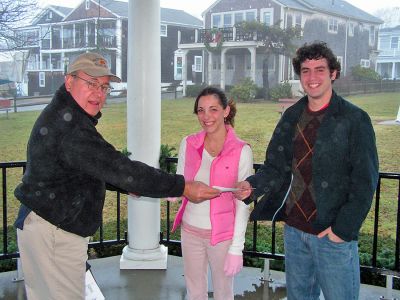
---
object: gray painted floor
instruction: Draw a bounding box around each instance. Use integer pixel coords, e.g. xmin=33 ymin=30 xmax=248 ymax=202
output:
xmin=0 ymin=255 xmax=399 ymax=299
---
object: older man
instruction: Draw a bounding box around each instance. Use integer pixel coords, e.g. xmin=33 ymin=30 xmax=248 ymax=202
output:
xmin=14 ymin=52 xmax=220 ymax=300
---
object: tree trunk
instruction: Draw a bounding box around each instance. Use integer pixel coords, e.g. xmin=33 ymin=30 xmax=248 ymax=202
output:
xmin=262 ymin=57 xmax=270 ymax=99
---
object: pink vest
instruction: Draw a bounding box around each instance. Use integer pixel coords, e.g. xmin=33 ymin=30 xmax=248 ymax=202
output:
xmin=172 ymin=126 xmax=247 ymax=245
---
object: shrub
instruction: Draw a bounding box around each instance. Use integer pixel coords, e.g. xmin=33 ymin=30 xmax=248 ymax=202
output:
xmin=159 ymin=144 xmax=177 ymax=174
xmin=229 ymin=78 xmax=258 ymax=102
xmin=186 ymin=83 xmax=208 ymax=97
xmin=269 ymin=80 xmax=293 ymax=101
xmin=351 ymin=65 xmax=381 ymax=81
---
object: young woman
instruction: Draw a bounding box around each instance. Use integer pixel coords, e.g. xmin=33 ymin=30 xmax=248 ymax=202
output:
xmin=172 ymin=87 xmax=253 ymax=300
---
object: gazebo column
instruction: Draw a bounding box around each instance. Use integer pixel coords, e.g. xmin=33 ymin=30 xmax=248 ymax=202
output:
xmin=120 ymin=0 xmax=167 ymax=269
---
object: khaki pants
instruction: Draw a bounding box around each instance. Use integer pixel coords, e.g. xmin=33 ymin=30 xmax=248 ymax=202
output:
xmin=17 ymin=211 xmax=89 ymax=300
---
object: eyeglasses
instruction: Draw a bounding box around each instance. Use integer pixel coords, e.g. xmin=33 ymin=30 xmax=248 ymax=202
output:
xmin=72 ymin=75 xmax=113 ymax=95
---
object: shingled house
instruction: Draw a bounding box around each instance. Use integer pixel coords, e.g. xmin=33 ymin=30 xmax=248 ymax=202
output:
xmin=13 ymin=0 xmax=202 ymax=96
xmin=177 ymin=0 xmax=383 ymax=94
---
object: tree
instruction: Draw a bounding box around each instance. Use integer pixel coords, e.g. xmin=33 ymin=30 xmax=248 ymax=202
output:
xmin=239 ymin=20 xmax=301 ymax=99
xmin=0 ymin=0 xmax=38 ymax=49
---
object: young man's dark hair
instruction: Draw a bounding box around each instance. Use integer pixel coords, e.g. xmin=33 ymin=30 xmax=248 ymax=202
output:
xmin=292 ymin=41 xmax=341 ymax=81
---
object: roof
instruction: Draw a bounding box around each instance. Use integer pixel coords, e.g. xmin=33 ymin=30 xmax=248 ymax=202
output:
xmin=94 ymin=0 xmax=202 ymax=28
xmin=379 ymin=25 xmax=400 ymax=32
xmin=305 ymin=0 xmax=382 ymax=23
xmin=204 ymin=0 xmax=382 ymax=25
xmin=49 ymin=5 xmax=74 ymax=17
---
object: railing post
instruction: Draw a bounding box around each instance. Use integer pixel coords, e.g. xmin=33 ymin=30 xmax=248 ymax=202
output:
xmin=378 ymin=274 xmax=394 ymax=300
xmin=261 ymin=258 xmax=273 ymax=283
xmin=12 ymin=258 xmax=24 ymax=282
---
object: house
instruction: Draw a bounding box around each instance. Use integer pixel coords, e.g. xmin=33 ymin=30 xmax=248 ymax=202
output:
xmin=13 ymin=0 xmax=202 ymax=96
xmin=176 ymin=0 xmax=383 ymax=95
xmin=376 ymin=25 xmax=400 ymax=79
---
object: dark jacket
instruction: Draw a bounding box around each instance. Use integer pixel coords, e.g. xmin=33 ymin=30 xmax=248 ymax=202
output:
xmin=14 ymin=84 xmax=185 ymax=237
xmin=247 ymin=91 xmax=379 ymax=241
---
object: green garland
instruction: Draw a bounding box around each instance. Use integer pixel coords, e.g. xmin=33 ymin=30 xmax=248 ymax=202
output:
xmin=204 ymin=28 xmax=224 ymax=53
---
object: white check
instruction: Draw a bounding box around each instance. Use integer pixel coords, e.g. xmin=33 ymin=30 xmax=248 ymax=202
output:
xmin=212 ymin=186 xmax=240 ymax=192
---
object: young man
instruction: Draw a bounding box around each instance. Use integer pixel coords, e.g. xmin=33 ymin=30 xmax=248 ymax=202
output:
xmin=235 ymin=42 xmax=379 ymax=299
xmin=14 ymin=52 xmax=220 ymax=300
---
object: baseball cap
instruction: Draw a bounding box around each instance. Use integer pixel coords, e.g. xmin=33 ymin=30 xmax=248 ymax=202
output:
xmin=67 ymin=52 xmax=121 ymax=82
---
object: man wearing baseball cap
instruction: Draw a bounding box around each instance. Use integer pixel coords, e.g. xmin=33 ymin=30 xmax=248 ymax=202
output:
xmin=14 ymin=52 xmax=220 ymax=300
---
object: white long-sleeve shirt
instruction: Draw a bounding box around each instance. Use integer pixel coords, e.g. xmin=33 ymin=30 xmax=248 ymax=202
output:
xmin=177 ymin=136 xmax=253 ymax=255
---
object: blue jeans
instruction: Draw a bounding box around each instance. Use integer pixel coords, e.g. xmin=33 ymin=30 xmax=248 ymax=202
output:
xmin=284 ymin=224 xmax=360 ymax=300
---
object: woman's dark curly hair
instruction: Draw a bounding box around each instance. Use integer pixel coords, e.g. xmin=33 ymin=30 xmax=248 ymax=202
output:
xmin=292 ymin=41 xmax=341 ymax=81
xmin=193 ymin=86 xmax=237 ymax=127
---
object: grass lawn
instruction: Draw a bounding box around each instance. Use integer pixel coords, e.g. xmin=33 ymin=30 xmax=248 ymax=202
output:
xmin=1 ymin=92 xmax=399 ymax=261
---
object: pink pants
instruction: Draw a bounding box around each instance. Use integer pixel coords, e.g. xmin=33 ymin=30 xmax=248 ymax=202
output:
xmin=181 ymin=222 xmax=233 ymax=300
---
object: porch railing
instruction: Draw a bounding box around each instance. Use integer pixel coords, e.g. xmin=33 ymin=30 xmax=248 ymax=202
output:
xmin=1 ymin=159 xmax=399 ymax=279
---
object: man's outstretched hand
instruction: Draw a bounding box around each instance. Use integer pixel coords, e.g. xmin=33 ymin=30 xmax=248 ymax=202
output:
xmin=183 ymin=181 xmax=220 ymax=203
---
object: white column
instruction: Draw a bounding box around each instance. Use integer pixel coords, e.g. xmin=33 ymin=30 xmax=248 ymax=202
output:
xmin=120 ymin=0 xmax=167 ymax=269
xmin=208 ymin=51 xmax=213 ymax=85
xmin=115 ymin=18 xmax=122 ymax=81
xmin=220 ymin=49 xmax=227 ymax=90
xmin=182 ymin=50 xmax=188 ymax=97
xmin=249 ymin=47 xmax=256 ymax=83
xmin=392 ymin=62 xmax=396 ymax=80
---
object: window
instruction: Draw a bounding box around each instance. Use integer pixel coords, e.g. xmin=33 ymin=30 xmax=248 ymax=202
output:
xmin=227 ymin=56 xmax=234 ymax=70
xmin=245 ymin=11 xmax=256 ymax=22
xmin=160 ymin=24 xmax=167 ymax=37
xmin=174 ymin=55 xmax=183 ymax=80
xmin=223 ymin=13 xmax=232 ymax=27
xmin=234 ymin=12 xmax=243 ymax=24
xmin=295 ymin=13 xmax=302 ymax=29
xmin=39 ymin=72 xmax=45 ymax=87
xmin=260 ymin=8 xmax=273 ymax=26
xmin=256 ymin=56 xmax=275 ymax=71
xmin=47 ymin=11 xmax=53 ymax=20
xmin=369 ymin=26 xmax=375 ymax=45
xmin=194 ymin=56 xmax=202 ymax=72
xmin=212 ymin=14 xmax=221 ymax=28
xmin=390 ymin=37 xmax=399 ymax=49
xmin=360 ymin=59 xmax=370 ymax=68
xmin=328 ymin=18 xmax=338 ymax=33
xmin=348 ymin=23 xmax=354 ymax=37
xmin=86 ymin=0 xmax=90 ymax=10
xmin=214 ymin=10 xmax=256 ymax=27
xmin=213 ymin=58 xmax=221 ymax=70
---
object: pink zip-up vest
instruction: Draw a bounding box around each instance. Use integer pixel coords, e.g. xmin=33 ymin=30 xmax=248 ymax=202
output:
xmin=172 ymin=126 xmax=247 ymax=245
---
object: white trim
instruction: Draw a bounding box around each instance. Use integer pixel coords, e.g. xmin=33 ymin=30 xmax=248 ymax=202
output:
xmin=160 ymin=24 xmax=167 ymax=37
xmin=194 ymin=56 xmax=203 ymax=72
xmin=260 ymin=8 xmax=274 ymax=26
xmin=348 ymin=22 xmax=355 ymax=37
xmin=211 ymin=9 xmax=257 ymax=28
xmin=39 ymin=72 xmax=45 ymax=87
xmin=328 ymin=18 xmax=338 ymax=34
xmin=336 ymin=56 xmax=343 ymax=69
xmin=360 ymin=59 xmax=370 ymax=68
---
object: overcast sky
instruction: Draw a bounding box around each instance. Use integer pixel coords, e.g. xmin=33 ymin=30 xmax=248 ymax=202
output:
xmin=38 ymin=0 xmax=400 ymax=18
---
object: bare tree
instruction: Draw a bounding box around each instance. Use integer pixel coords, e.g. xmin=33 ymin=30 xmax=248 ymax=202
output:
xmin=0 ymin=0 xmax=38 ymax=49
xmin=240 ymin=20 xmax=301 ymax=99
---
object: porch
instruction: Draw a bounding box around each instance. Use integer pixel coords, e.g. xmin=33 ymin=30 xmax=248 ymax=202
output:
xmin=1 ymin=254 xmax=399 ymax=300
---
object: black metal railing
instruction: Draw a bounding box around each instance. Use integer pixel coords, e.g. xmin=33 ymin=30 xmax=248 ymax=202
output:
xmin=1 ymin=160 xmax=399 ymax=278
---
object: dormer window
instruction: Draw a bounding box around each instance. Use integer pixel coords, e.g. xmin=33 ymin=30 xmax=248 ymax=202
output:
xmin=86 ymin=0 xmax=90 ymax=10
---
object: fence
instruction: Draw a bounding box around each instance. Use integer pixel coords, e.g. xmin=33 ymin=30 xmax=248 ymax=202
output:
xmin=1 ymin=159 xmax=399 ymax=282
xmin=334 ymin=79 xmax=400 ymax=96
